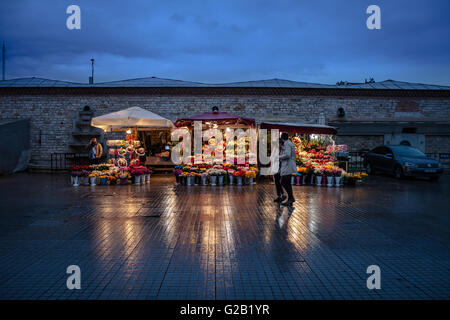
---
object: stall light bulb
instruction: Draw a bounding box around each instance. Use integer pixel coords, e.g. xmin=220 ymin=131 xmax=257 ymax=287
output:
xmin=126 ymin=129 xmax=132 ymax=134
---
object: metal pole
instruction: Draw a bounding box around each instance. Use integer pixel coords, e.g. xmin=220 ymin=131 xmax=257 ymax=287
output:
xmin=91 ymin=58 xmax=94 ymax=83
xmin=2 ymin=42 xmax=4 ymax=80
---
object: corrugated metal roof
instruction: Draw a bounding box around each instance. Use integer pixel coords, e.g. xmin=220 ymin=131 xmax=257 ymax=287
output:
xmin=338 ymin=79 xmax=450 ymax=90
xmin=0 ymin=76 xmax=449 ymax=90
xmin=93 ymin=76 xmax=206 ymax=87
xmin=0 ymin=77 xmax=89 ymax=87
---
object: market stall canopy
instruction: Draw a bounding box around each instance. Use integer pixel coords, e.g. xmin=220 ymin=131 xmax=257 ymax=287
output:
xmin=91 ymin=107 xmax=174 ymax=131
xmin=259 ymin=121 xmax=337 ymax=135
xmin=175 ymin=111 xmax=256 ymax=127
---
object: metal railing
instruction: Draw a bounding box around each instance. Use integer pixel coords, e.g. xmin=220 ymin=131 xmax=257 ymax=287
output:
xmin=334 ymin=151 xmax=367 ymax=173
xmin=50 ymin=153 xmax=89 ymax=171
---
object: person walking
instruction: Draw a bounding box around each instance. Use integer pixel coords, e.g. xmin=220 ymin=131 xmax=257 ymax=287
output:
xmin=88 ymin=138 xmax=103 ymax=165
xmin=279 ymin=132 xmax=296 ymax=206
xmin=273 ymin=138 xmax=286 ymax=203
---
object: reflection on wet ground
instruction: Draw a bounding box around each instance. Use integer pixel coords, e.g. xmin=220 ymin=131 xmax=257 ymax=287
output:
xmin=0 ymin=173 xmax=449 ymax=299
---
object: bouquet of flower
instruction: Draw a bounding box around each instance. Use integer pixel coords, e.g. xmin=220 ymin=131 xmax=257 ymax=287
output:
xmin=118 ymin=172 xmax=130 ymax=179
xmin=118 ymin=148 xmax=127 ymax=156
xmin=297 ymin=167 xmax=307 ymax=174
xmin=233 ymin=170 xmax=246 ymax=177
xmin=117 ymin=158 xmax=127 ymax=167
xmin=333 ymin=167 xmax=343 ymax=177
xmin=136 ymin=147 xmax=145 ymax=156
xmin=173 ymin=169 xmax=182 ymax=175
xmin=245 ymin=171 xmax=256 ymax=179
xmin=314 ymin=167 xmax=323 ymax=175
xmin=88 ymin=171 xmax=99 ymax=178
xmin=71 ymin=170 xmax=82 ymax=177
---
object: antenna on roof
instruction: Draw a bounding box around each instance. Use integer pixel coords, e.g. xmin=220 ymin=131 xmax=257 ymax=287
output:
xmin=2 ymin=42 xmax=5 ymax=81
xmin=89 ymin=58 xmax=94 ymax=84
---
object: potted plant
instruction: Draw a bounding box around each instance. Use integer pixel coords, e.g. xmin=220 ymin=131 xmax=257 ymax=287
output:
xmin=118 ymin=171 xmax=129 ymax=185
xmin=228 ymin=169 xmax=235 ymax=185
xmin=71 ymin=170 xmax=81 ymax=186
xmin=173 ymin=168 xmax=182 ymax=184
xmin=246 ymin=170 xmax=256 ymax=184
xmin=217 ymin=169 xmax=227 ymax=185
xmin=130 ymin=167 xmax=143 ymax=185
xmin=200 ymin=172 xmax=208 ymax=185
xmin=324 ymin=166 xmax=334 ymax=187
xmin=89 ymin=172 xmax=98 ymax=186
xmin=186 ymin=173 xmax=193 ymax=186
xmin=233 ymin=171 xmax=244 ymax=185
xmin=334 ymin=168 xmax=343 ymax=187
xmin=314 ymin=167 xmax=323 ymax=186
xmin=208 ymin=169 xmax=218 ymax=185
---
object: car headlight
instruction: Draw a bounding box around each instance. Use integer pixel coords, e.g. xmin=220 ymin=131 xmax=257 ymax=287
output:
xmin=404 ymin=162 xmax=417 ymax=167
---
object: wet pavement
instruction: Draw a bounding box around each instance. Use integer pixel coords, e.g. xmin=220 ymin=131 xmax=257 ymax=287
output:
xmin=0 ymin=173 xmax=449 ymax=300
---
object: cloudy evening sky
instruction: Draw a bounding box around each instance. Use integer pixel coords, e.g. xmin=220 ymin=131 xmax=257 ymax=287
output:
xmin=1 ymin=0 xmax=449 ymax=85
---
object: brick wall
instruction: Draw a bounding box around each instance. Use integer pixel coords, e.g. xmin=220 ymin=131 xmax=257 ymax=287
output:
xmin=0 ymin=94 xmax=449 ymax=166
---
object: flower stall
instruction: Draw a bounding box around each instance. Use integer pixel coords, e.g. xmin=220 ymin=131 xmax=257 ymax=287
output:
xmin=260 ymin=121 xmax=368 ymax=187
xmin=172 ymin=108 xmax=260 ymax=185
xmin=173 ymin=163 xmax=259 ymax=186
xmin=91 ymin=106 xmax=175 ymax=170
xmin=69 ymin=163 xmax=152 ymax=186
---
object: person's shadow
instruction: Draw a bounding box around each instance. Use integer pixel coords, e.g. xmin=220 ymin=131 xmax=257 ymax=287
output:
xmin=275 ymin=204 xmax=294 ymax=228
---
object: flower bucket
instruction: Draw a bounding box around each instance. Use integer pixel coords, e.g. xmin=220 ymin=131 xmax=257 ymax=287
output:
xmin=236 ymin=176 xmax=243 ymax=186
xmin=210 ymin=176 xmax=217 ymax=186
xmin=70 ymin=176 xmax=74 ymax=185
xmin=218 ymin=175 xmax=224 ymax=185
xmin=248 ymin=177 xmax=254 ymax=184
xmin=120 ymin=178 xmax=128 ymax=185
xmin=327 ymin=176 xmax=334 ymax=187
xmin=135 ymin=175 xmax=141 ymax=185
xmin=302 ymin=175 xmax=306 ymax=185
xmin=335 ymin=176 xmax=342 ymax=187
xmin=201 ymin=176 xmax=207 ymax=185
xmin=146 ymin=174 xmax=150 ymax=183
xmin=296 ymin=175 xmax=301 ymax=186
xmin=291 ymin=176 xmax=295 ymax=185
xmin=316 ymin=175 xmax=322 ymax=186
xmin=322 ymin=174 xmax=327 ymax=187
xmin=83 ymin=176 xmax=90 ymax=186
xmin=72 ymin=176 xmax=79 ymax=187
xmin=175 ymin=175 xmax=180 ymax=184
xmin=90 ymin=177 xmax=97 ymax=186
xmin=100 ymin=177 xmax=107 ymax=185
xmin=187 ymin=176 xmax=194 ymax=186
xmin=229 ymin=175 xmax=234 ymax=185
xmin=310 ymin=174 xmax=315 ymax=185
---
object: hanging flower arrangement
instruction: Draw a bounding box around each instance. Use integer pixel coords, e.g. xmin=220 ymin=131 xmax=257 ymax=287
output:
xmin=136 ymin=147 xmax=145 ymax=156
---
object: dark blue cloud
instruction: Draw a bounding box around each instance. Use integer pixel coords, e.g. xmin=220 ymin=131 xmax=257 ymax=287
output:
xmin=0 ymin=0 xmax=449 ymax=85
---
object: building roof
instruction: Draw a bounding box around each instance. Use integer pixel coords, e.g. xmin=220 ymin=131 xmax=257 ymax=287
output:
xmin=0 ymin=76 xmax=449 ymax=90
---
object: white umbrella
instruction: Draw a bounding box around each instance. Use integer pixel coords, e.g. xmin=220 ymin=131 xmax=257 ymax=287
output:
xmin=91 ymin=107 xmax=174 ymax=131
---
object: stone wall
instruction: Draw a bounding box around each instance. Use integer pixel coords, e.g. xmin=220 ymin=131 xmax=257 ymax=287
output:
xmin=334 ymin=135 xmax=385 ymax=152
xmin=425 ymin=135 xmax=450 ymax=154
xmin=0 ymin=93 xmax=449 ymax=166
